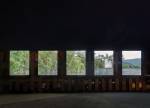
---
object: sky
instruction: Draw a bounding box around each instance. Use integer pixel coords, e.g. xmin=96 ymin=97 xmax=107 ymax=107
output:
xmin=94 ymin=51 xmax=141 ymax=59
xmin=122 ymin=51 xmax=141 ymax=59
xmin=68 ymin=51 xmax=141 ymax=60
xmin=94 ymin=51 xmax=113 ymax=56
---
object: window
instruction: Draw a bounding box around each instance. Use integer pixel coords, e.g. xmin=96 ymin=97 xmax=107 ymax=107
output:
xmin=67 ymin=51 xmax=86 ymax=75
xmin=10 ymin=51 xmax=29 ymax=75
xmin=38 ymin=51 xmax=58 ymax=75
xmin=122 ymin=51 xmax=141 ymax=75
xmin=94 ymin=51 xmax=113 ymax=75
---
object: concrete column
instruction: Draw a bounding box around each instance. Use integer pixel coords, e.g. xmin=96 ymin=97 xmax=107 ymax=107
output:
xmin=30 ymin=51 xmax=38 ymax=78
xmin=114 ymin=50 xmax=122 ymax=77
xmin=58 ymin=50 xmax=66 ymax=77
xmin=0 ymin=51 xmax=9 ymax=93
xmin=86 ymin=50 xmax=94 ymax=76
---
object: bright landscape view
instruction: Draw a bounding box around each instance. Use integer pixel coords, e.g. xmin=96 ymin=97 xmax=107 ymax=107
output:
xmin=67 ymin=51 xmax=86 ymax=75
xmin=94 ymin=51 xmax=113 ymax=75
xmin=10 ymin=51 xmax=29 ymax=75
xmin=122 ymin=51 xmax=141 ymax=75
xmin=38 ymin=51 xmax=57 ymax=75
xmin=10 ymin=50 xmax=141 ymax=76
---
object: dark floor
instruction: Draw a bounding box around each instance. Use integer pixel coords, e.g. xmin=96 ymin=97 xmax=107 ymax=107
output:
xmin=0 ymin=93 xmax=149 ymax=108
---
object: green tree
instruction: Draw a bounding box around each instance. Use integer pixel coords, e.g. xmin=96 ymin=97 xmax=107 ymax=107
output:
xmin=67 ymin=51 xmax=85 ymax=75
xmin=10 ymin=51 xmax=29 ymax=75
xmin=38 ymin=51 xmax=57 ymax=75
xmin=95 ymin=54 xmax=113 ymax=69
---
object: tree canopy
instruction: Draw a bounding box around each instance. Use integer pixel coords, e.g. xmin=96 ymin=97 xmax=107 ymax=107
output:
xmin=10 ymin=51 xmax=29 ymax=75
xmin=67 ymin=51 xmax=86 ymax=75
xmin=38 ymin=51 xmax=57 ymax=75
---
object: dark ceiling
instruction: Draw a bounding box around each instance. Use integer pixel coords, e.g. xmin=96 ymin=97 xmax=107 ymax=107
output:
xmin=1 ymin=0 xmax=150 ymax=50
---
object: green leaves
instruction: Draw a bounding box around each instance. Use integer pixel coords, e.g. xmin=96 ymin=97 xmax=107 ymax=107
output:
xmin=10 ymin=51 xmax=29 ymax=75
xmin=10 ymin=51 xmax=113 ymax=76
xmin=38 ymin=51 xmax=57 ymax=75
xmin=67 ymin=51 xmax=86 ymax=75
xmin=95 ymin=54 xmax=113 ymax=68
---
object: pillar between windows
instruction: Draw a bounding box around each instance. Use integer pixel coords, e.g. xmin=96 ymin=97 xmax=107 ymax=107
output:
xmin=58 ymin=50 xmax=66 ymax=77
xmin=30 ymin=51 xmax=38 ymax=78
xmin=86 ymin=50 xmax=94 ymax=76
xmin=114 ymin=50 xmax=122 ymax=77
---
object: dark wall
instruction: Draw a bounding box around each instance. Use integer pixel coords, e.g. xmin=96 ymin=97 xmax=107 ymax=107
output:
xmin=1 ymin=0 xmax=150 ymax=50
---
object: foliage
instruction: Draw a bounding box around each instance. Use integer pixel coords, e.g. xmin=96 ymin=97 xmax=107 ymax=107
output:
xmin=122 ymin=63 xmax=140 ymax=69
xmin=10 ymin=51 xmax=29 ymax=75
xmin=38 ymin=51 xmax=57 ymax=75
xmin=95 ymin=54 xmax=113 ymax=69
xmin=67 ymin=51 xmax=85 ymax=75
xmin=10 ymin=51 xmax=115 ymax=76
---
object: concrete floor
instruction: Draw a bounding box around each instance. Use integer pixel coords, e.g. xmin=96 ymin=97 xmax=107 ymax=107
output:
xmin=0 ymin=93 xmax=149 ymax=108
